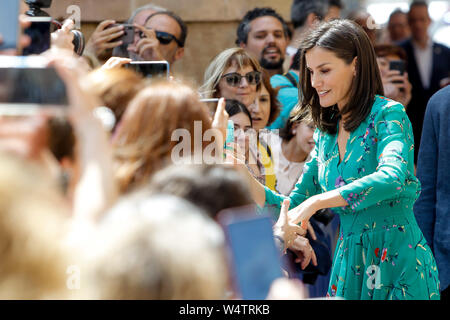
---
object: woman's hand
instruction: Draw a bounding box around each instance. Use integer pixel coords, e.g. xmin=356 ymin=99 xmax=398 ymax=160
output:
xmin=211 ymin=97 xmax=228 ymax=145
xmin=288 ymin=196 xmax=320 ymax=235
xmin=273 ymin=199 xmax=307 ymax=252
xmin=381 ymin=70 xmax=412 ymax=107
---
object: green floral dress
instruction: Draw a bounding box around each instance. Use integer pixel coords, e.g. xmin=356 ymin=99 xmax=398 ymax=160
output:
xmin=264 ymin=95 xmax=440 ymax=300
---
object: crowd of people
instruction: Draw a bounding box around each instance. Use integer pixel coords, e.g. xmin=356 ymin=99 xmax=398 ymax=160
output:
xmin=0 ymin=0 xmax=449 ymax=300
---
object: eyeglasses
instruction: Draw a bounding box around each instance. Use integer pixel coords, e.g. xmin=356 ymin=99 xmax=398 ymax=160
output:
xmin=139 ymin=30 xmax=183 ymax=47
xmin=221 ymin=71 xmax=261 ymax=87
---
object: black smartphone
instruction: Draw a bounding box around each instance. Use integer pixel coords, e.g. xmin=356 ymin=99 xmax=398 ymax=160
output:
xmin=217 ymin=206 xmax=283 ymax=300
xmin=0 ymin=0 xmax=21 ymax=52
xmin=107 ymin=23 xmax=134 ymax=46
xmin=389 ymin=60 xmax=405 ymax=84
xmin=22 ymin=17 xmax=52 ymax=56
xmin=0 ymin=56 xmax=69 ymax=115
xmin=125 ymin=61 xmax=169 ymax=79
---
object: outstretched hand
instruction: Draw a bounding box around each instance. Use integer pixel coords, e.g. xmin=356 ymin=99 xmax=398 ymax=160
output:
xmin=273 ymin=199 xmax=306 ymax=253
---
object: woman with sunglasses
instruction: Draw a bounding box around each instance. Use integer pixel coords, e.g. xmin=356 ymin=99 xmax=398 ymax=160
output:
xmin=200 ymin=48 xmax=261 ymax=109
xmin=201 ymin=49 xmax=279 ymax=190
xmin=227 ymin=20 xmax=440 ymax=300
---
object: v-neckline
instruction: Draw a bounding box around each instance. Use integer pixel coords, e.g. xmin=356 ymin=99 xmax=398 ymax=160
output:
xmin=336 ymin=121 xmax=351 ymax=166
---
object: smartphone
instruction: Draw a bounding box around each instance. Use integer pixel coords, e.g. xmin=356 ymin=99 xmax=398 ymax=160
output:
xmin=0 ymin=0 xmax=21 ymax=52
xmin=107 ymin=23 xmax=134 ymax=46
xmin=0 ymin=56 xmax=69 ymax=115
xmin=125 ymin=61 xmax=169 ymax=79
xmin=22 ymin=17 xmax=52 ymax=56
xmin=389 ymin=60 xmax=405 ymax=84
xmin=217 ymin=206 xmax=283 ymax=300
xmin=224 ymin=120 xmax=234 ymax=150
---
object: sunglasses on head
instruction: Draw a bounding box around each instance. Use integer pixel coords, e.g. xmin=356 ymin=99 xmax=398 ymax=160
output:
xmin=139 ymin=30 xmax=183 ymax=47
xmin=221 ymin=71 xmax=261 ymax=87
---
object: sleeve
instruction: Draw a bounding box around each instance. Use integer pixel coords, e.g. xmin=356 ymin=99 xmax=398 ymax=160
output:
xmin=337 ymin=103 xmax=412 ymax=211
xmin=264 ymin=130 xmax=321 ymax=211
xmin=413 ymin=99 xmax=438 ymax=248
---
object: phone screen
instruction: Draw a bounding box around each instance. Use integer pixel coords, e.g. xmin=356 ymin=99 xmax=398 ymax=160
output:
xmin=0 ymin=57 xmax=68 ymax=114
xmin=125 ymin=61 xmax=169 ymax=79
xmin=218 ymin=207 xmax=283 ymax=300
xmin=0 ymin=0 xmax=21 ymax=50
xmin=23 ymin=17 xmax=52 ymax=56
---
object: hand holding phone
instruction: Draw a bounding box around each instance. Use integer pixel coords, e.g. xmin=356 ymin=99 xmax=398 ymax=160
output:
xmin=85 ymin=20 xmax=126 ymax=57
xmin=0 ymin=56 xmax=68 ymax=115
xmin=389 ymin=60 xmax=405 ymax=84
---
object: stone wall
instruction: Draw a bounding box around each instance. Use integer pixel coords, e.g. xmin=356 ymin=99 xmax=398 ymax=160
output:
xmin=46 ymin=0 xmax=293 ymax=86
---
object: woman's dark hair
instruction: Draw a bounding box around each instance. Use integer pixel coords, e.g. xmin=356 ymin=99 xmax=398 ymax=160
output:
xmin=225 ymin=99 xmax=252 ymax=126
xmin=299 ymin=19 xmax=384 ymax=134
xmin=279 ymin=105 xmax=313 ymax=141
xmin=261 ymin=70 xmax=280 ymax=127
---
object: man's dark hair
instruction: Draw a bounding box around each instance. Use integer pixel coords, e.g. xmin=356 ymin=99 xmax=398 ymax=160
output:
xmin=329 ymin=0 xmax=343 ymax=9
xmin=291 ymin=0 xmax=329 ymax=29
xmin=410 ymin=0 xmax=429 ymax=11
xmin=145 ymin=11 xmax=188 ymax=47
xmin=388 ymin=8 xmax=407 ymax=22
xmin=235 ymin=7 xmax=290 ymax=46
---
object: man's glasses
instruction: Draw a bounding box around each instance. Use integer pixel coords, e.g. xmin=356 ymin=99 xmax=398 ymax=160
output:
xmin=139 ymin=30 xmax=183 ymax=47
xmin=221 ymin=71 xmax=261 ymax=87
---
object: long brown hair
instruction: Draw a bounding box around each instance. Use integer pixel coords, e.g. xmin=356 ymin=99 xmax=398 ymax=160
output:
xmin=299 ymin=19 xmax=384 ymax=134
xmin=112 ymin=81 xmax=213 ymax=194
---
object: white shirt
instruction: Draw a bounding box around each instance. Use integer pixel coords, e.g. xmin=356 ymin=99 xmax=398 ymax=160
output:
xmin=412 ymin=38 xmax=433 ymax=89
xmin=269 ymin=135 xmax=311 ymax=196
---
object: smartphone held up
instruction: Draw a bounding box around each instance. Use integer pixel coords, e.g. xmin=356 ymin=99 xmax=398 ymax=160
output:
xmin=0 ymin=56 xmax=68 ymax=116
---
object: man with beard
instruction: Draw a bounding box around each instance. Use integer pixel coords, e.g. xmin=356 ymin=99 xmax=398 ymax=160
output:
xmin=236 ymin=7 xmax=289 ymax=77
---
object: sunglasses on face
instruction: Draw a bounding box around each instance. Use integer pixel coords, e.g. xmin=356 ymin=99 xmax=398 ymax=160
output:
xmin=138 ymin=30 xmax=183 ymax=47
xmin=221 ymin=71 xmax=261 ymax=87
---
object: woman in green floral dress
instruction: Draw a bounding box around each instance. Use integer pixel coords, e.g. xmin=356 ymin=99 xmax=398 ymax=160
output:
xmin=235 ymin=19 xmax=440 ymax=300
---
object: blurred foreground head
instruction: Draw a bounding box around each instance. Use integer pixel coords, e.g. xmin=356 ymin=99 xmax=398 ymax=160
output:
xmin=0 ymin=153 xmax=72 ymax=299
xmin=83 ymin=68 xmax=145 ymax=132
xmin=83 ymin=194 xmax=228 ymax=299
xmin=147 ymin=163 xmax=253 ymax=219
xmin=112 ymin=81 xmax=213 ymax=194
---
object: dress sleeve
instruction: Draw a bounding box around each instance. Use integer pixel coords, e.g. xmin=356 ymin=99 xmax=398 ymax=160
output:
xmin=337 ymin=103 xmax=413 ymax=211
xmin=264 ymin=130 xmax=321 ymax=210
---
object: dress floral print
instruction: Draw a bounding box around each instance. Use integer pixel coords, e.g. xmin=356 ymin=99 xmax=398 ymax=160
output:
xmin=264 ymin=95 xmax=440 ymax=300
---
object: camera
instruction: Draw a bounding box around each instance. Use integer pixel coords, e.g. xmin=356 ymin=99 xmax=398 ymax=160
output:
xmin=24 ymin=0 xmax=85 ymax=56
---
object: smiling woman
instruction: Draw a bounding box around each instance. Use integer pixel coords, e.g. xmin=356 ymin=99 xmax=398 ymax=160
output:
xmin=236 ymin=19 xmax=441 ymax=300
xmin=200 ymin=47 xmax=261 ymax=107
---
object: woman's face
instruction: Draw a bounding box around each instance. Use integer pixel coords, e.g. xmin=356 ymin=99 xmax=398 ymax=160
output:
xmin=217 ymin=62 xmax=258 ymax=107
xmin=230 ymin=112 xmax=252 ymax=155
xmin=376 ymin=54 xmax=402 ymax=77
xmin=248 ymin=84 xmax=271 ymax=131
xmin=305 ymin=46 xmax=356 ymax=110
xmin=293 ymin=121 xmax=316 ymax=155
